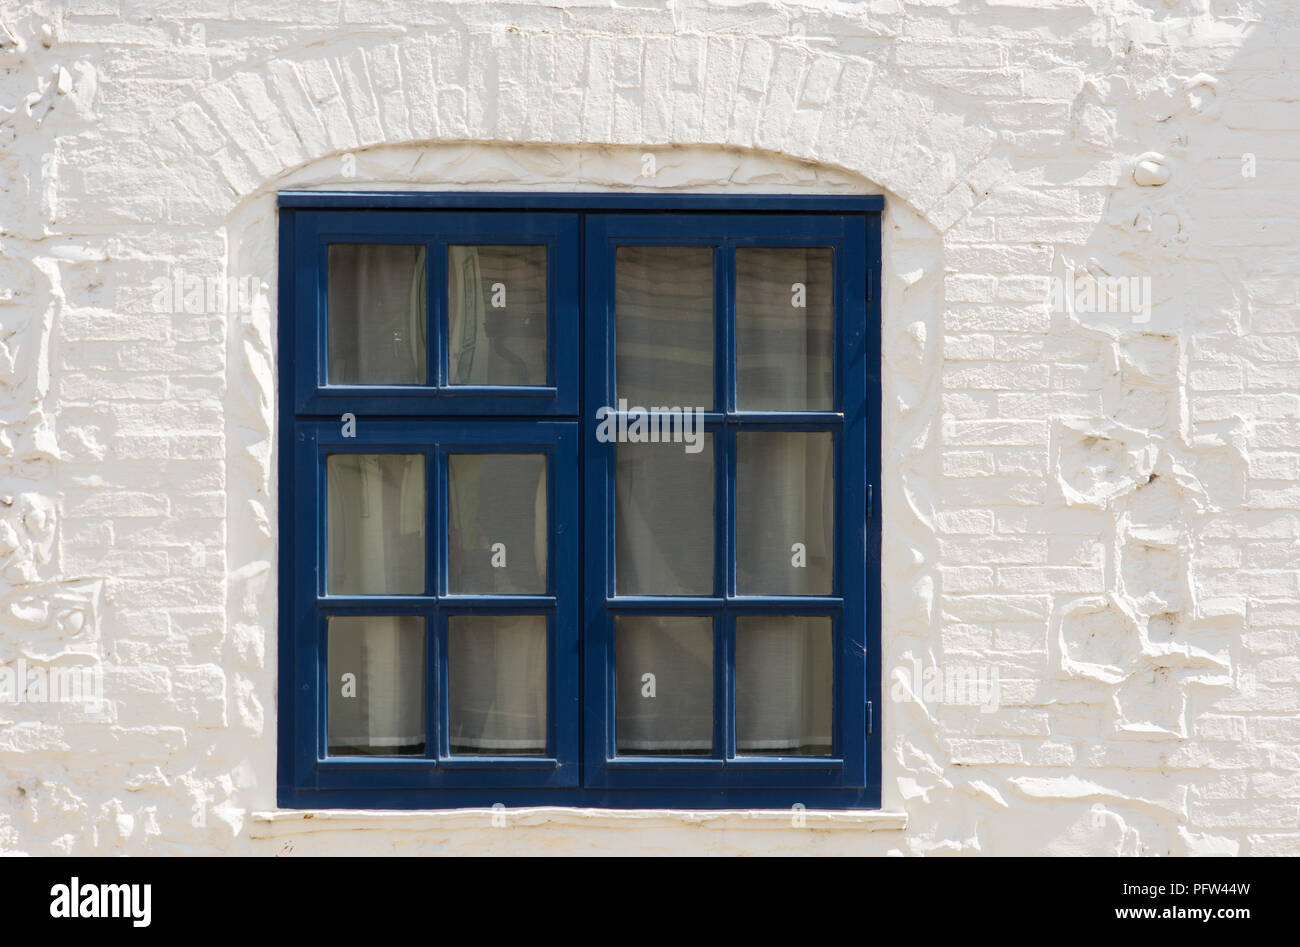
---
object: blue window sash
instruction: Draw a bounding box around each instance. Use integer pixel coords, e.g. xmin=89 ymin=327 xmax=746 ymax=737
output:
xmin=581 ymin=214 xmax=870 ymax=791
xmin=278 ymin=194 xmax=883 ymax=809
xmin=289 ymin=419 xmax=579 ymax=791
xmin=292 ymin=210 xmax=579 ymax=416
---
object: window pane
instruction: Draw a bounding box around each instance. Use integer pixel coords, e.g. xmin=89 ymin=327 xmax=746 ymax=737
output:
xmin=448 ymin=453 xmax=547 ymax=594
xmin=736 ymin=247 xmax=833 ymax=410
xmin=328 ymin=244 xmax=426 ymax=385
xmin=735 ymin=616 xmax=832 ymax=756
xmin=737 ymin=431 xmax=833 ymax=595
xmin=616 ymin=616 xmax=713 ymax=755
xmin=616 ymin=246 xmax=714 ymax=409
xmin=448 ymin=615 xmax=547 ymax=755
xmin=616 ymin=437 xmax=714 ymax=596
xmin=327 ymin=616 xmax=425 ymax=756
xmin=448 ymin=245 xmax=547 ymax=386
xmin=327 ymin=454 xmax=425 ymax=595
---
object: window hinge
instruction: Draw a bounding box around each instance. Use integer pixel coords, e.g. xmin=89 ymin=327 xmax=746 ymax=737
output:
xmin=866 ymin=700 xmax=873 ymax=737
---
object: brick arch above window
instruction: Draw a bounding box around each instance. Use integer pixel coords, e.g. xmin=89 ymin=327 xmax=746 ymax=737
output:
xmin=148 ymin=30 xmax=1008 ymax=230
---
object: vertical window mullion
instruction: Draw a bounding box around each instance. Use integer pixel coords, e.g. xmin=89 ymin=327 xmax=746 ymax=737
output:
xmin=716 ymin=243 xmax=733 ymax=415
xmin=432 ymin=238 xmax=448 ymax=388
xmin=600 ymin=234 xmax=617 ymax=605
xmin=426 ymin=446 xmax=441 ymax=760
xmin=424 ymin=614 xmax=439 ymax=760
xmin=720 ymin=610 xmax=735 ymax=761
xmin=719 ymin=243 xmax=737 ymax=762
xmin=433 ymin=448 xmax=448 ymax=599
xmin=715 ymin=421 xmax=731 ymax=600
xmin=426 ymin=241 xmax=439 ymax=387
xmin=722 ymin=240 xmax=743 ymax=764
xmin=721 ymin=424 xmax=737 ymax=761
xmin=426 ymin=448 xmax=439 ymax=597
xmin=435 ymin=611 xmax=450 ymax=759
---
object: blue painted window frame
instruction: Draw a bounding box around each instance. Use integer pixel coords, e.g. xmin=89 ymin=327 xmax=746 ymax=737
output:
xmin=278 ymin=192 xmax=883 ymax=809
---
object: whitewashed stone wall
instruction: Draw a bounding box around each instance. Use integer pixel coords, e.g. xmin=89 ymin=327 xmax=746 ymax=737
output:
xmin=0 ymin=0 xmax=1297 ymax=856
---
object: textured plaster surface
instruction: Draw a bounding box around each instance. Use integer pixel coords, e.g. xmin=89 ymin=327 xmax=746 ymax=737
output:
xmin=0 ymin=0 xmax=1297 ymax=855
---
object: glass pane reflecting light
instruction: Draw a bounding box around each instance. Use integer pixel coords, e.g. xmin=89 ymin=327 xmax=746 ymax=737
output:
xmin=448 ymin=245 xmax=547 ymax=386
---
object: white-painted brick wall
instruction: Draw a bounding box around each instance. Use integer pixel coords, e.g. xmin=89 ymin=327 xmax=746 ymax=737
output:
xmin=0 ymin=0 xmax=1297 ymax=856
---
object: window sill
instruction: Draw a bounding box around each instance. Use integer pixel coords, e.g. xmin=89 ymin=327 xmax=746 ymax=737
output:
xmin=249 ymin=807 xmax=908 ymax=837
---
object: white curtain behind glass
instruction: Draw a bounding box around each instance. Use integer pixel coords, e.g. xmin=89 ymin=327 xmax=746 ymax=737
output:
xmin=735 ymin=247 xmax=833 ymax=410
xmin=736 ymin=617 xmax=832 ymax=754
xmin=327 ymin=454 xmax=425 ymax=595
xmin=616 ymin=440 xmax=714 ymax=596
xmin=327 ymin=616 xmax=425 ymax=753
xmin=326 ymin=455 xmax=425 ymax=754
xmin=615 ymin=245 xmax=714 ymax=408
xmin=615 ymin=616 xmax=713 ymax=753
xmin=738 ymin=431 xmax=834 ymax=595
xmin=447 ymin=454 xmax=547 ymax=594
xmin=449 ymin=615 xmax=548 ymax=754
xmin=327 ymin=244 xmax=426 ymax=384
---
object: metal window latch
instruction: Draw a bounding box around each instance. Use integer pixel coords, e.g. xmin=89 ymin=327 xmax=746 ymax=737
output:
xmin=867 ymin=483 xmax=873 ymax=519
xmin=866 ymin=701 xmax=873 ymax=737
